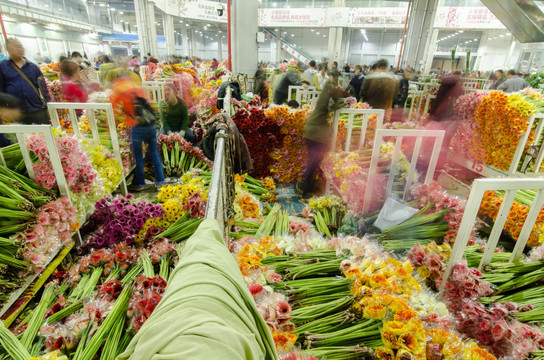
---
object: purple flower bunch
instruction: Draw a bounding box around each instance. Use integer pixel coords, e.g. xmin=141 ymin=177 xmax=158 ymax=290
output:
xmin=27 ymin=134 xmax=98 ymax=194
xmin=82 ymin=194 xmax=164 ymax=250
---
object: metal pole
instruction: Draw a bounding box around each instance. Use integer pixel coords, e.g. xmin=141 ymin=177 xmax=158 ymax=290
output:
xmin=227 ymin=0 xmax=232 ymax=71
xmin=0 ymin=12 xmax=8 ymax=40
xmin=397 ymin=0 xmax=412 ymax=70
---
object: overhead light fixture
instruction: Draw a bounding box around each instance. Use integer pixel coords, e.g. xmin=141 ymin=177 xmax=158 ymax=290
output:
xmin=99 ymin=3 xmax=106 ymax=6
xmin=500 ymin=35 xmax=504 ymax=38
xmin=459 ymin=30 xmax=463 ymax=33
xmin=186 ymin=23 xmax=189 ymax=26
xmin=291 ymin=34 xmax=294 ymax=37
xmin=273 ymin=2 xmax=277 ymax=6
xmin=119 ymin=11 xmax=124 ymax=14
xmin=316 ymin=32 xmax=320 ymax=35
xmin=323 ymin=35 xmax=326 ymax=37
xmin=311 ymin=29 xmax=314 ymax=32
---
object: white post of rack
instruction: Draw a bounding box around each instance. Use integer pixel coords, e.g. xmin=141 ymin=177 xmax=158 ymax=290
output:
xmin=223 ymin=85 xmax=232 ymax=115
xmin=325 ymin=108 xmax=385 ymax=193
xmin=48 ymin=102 xmax=128 ymax=195
xmin=422 ymin=95 xmax=436 ymax=119
xmin=296 ymin=89 xmax=321 ymax=105
xmin=363 ymin=129 xmax=445 ymax=214
xmin=288 ymin=85 xmax=316 ymax=102
xmin=508 ymin=113 xmax=544 ymax=175
xmin=330 ymin=108 xmax=385 ymax=152
xmin=439 ymin=178 xmax=544 ymax=295
xmin=0 ymin=125 xmax=74 ymax=219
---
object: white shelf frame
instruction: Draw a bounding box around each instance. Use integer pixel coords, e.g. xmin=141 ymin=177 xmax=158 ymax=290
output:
xmin=440 ymin=178 xmax=544 ymax=294
xmin=288 ymin=85 xmax=316 ymax=101
xmin=47 ymin=102 xmax=128 ymax=195
xmin=363 ymin=129 xmax=445 ymax=214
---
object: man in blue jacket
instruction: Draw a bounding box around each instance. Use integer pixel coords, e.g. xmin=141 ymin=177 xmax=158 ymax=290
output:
xmin=0 ymin=38 xmax=51 ymax=124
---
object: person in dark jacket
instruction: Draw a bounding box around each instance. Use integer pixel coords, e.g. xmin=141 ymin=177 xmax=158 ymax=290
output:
xmin=297 ymin=69 xmax=348 ymax=198
xmin=254 ymin=63 xmax=267 ymax=99
xmin=359 ymin=59 xmax=399 ymax=115
xmin=348 ymin=65 xmax=364 ymax=101
xmin=394 ymin=68 xmax=413 ymax=108
xmin=274 ymin=68 xmax=304 ymax=105
xmin=0 ymin=38 xmax=51 ymax=124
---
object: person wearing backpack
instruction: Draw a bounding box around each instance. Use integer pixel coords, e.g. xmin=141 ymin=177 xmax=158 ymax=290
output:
xmin=111 ymin=73 xmax=165 ymax=192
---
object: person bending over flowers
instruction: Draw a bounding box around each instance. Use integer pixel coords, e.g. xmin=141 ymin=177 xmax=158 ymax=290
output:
xmin=297 ymin=69 xmax=348 ymax=198
xmin=162 ymin=84 xmax=196 ymax=143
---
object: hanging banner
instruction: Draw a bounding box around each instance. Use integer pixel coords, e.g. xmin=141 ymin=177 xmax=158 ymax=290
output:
xmin=150 ymin=0 xmax=227 ymax=23
xmin=349 ymin=7 xmax=408 ymax=28
xmin=258 ymin=8 xmax=327 ymax=27
xmin=326 ymin=8 xmax=350 ymax=27
xmin=178 ymin=0 xmax=227 ymax=23
xmin=434 ymin=7 xmax=505 ymax=29
xmin=258 ymin=6 xmax=506 ymax=29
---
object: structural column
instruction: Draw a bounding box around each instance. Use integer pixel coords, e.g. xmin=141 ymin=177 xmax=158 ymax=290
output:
xmin=181 ymin=25 xmax=189 ymax=57
xmin=401 ymin=0 xmax=438 ymax=72
xmin=422 ymin=28 xmax=439 ymax=74
xmin=231 ymin=0 xmax=259 ymax=75
xmin=190 ymin=28 xmax=197 ymax=57
xmin=218 ymin=34 xmax=223 ymax=60
xmin=134 ymin=0 xmax=151 ymax=58
xmin=163 ymin=14 xmax=175 ymax=57
xmin=147 ymin=1 xmax=158 ymax=57
xmin=327 ymin=0 xmax=344 ymax=63
xmin=275 ymin=29 xmax=282 ymax=63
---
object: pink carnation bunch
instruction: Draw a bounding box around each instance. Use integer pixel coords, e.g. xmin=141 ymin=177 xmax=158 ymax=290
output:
xmin=27 ymin=134 xmax=98 ymax=194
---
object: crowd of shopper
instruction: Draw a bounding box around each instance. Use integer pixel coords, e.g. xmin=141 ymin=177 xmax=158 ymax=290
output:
xmin=0 ymin=37 xmax=204 ymax=192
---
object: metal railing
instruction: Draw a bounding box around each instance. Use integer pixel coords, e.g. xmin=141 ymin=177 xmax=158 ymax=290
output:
xmin=205 ymin=128 xmax=229 ymax=241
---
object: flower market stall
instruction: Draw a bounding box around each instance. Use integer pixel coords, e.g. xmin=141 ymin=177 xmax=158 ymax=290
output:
xmin=449 ymin=89 xmax=544 ymax=177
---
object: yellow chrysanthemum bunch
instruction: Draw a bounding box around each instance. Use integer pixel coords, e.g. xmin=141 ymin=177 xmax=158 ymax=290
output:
xmin=81 ymin=140 xmax=123 ymax=195
xmin=236 ymin=235 xmax=282 ymax=276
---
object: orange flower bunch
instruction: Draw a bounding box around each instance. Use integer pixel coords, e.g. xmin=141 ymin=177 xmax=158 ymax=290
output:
xmin=235 ymin=236 xmax=282 ymax=276
xmin=272 ymin=331 xmax=297 ymax=352
xmin=479 ymin=191 xmax=543 ymax=247
xmin=344 ymin=257 xmax=420 ymax=302
xmin=473 ymin=91 xmax=537 ymax=170
xmin=236 ymin=193 xmax=261 ymax=219
xmin=268 ymin=105 xmax=312 ymax=183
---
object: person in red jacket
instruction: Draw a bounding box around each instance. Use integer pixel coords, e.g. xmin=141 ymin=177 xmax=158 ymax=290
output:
xmin=60 ymin=59 xmax=89 ymax=104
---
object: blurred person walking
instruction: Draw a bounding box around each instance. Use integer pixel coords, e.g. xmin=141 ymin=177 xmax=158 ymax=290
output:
xmin=111 ymin=74 xmax=165 ymax=191
xmin=72 ymin=52 xmax=100 ymax=91
xmin=60 ymin=59 xmax=89 ymax=104
xmin=359 ymin=59 xmax=399 ymax=116
xmin=297 ymin=69 xmax=348 ymax=198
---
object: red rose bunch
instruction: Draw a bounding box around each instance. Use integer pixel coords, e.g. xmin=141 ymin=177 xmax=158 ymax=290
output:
xmin=128 ymin=275 xmax=168 ymax=333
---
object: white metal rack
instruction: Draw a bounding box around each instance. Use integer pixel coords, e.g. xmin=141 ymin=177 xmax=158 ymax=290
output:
xmin=325 ymin=108 xmax=385 ymax=193
xmin=288 ymin=85 xmax=316 ymax=101
xmin=448 ymin=112 xmax=544 ymax=178
xmin=47 ymin=102 xmax=128 ymax=195
xmin=0 ymin=125 xmax=71 ymax=198
xmin=330 ymin=108 xmax=385 ymax=152
xmin=440 ymin=178 xmax=544 ymax=294
xmin=363 ymin=129 xmax=445 ymax=214
xmin=296 ymin=89 xmax=321 ymax=106
xmin=509 ymin=113 xmax=544 ymax=175
xmin=404 ymin=90 xmax=435 ymax=123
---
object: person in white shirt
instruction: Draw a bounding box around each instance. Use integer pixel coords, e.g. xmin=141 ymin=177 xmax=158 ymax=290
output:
xmin=303 ymin=60 xmax=317 ymax=83
xmin=313 ymin=63 xmax=329 ymax=90
xmin=498 ymin=69 xmax=528 ymax=93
